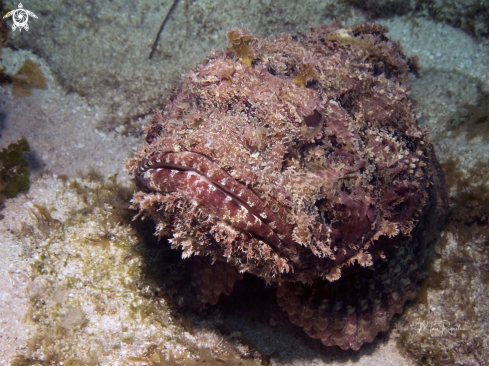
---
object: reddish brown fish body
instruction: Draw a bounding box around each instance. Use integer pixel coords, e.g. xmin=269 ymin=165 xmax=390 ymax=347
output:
xmin=127 ymin=22 xmax=447 ymax=350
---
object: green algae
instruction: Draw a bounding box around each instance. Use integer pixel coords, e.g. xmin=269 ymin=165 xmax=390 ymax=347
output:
xmin=0 ymin=137 xmax=31 ymax=200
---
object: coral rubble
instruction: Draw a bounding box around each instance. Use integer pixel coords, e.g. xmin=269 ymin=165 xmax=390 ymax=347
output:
xmin=126 ymin=22 xmax=447 ymax=350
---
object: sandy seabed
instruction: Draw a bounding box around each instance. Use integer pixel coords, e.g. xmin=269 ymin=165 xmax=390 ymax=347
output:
xmin=1 ymin=0 xmax=488 ymax=364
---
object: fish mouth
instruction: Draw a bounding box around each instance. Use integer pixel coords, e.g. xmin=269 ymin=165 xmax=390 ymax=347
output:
xmin=136 ymin=151 xmax=301 ymax=270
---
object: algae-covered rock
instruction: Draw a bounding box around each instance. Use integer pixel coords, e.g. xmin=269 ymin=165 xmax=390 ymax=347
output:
xmin=346 ymin=0 xmax=414 ymax=18
xmin=423 ymin=0 xmax=489 ymax=39
xmin=396 ymin=159 xmax=489 ymax=365
xmin=4 ymin=174 xmax=265 ymax=364
xmin=346 ymin=0 xmax=489 ymax=39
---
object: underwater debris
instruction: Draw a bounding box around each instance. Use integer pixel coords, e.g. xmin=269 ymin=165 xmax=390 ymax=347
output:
xmin=149 ymin=0 xmax=181 ymax=60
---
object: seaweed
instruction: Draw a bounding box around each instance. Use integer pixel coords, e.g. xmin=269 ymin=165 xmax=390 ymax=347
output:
xmin=11 ymin=59 xmax=47 ymax=97
xmin=442 ymin=158 xmax=489 ymax=241
xmin=0 ymin=11 xmax=9 ymax=44
xmin=0 ymin=137 xmax=31 ymax=201
xmin=293 ymin=63 xmax=315 ymax=87
xmin=227 ymin=28 xmax=252 ymax=67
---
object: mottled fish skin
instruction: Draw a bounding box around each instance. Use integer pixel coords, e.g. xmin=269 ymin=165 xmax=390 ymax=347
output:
xmin=126 ymin=22 xmax=447 ymax=350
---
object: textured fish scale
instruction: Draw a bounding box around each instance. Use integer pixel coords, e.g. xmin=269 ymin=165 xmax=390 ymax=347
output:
xmin=276 ymin=233 xmax=423 ymax=350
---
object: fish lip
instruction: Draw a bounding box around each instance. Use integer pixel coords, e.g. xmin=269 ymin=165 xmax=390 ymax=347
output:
xmin=136 ymin=151 xmax=300 ymax=268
